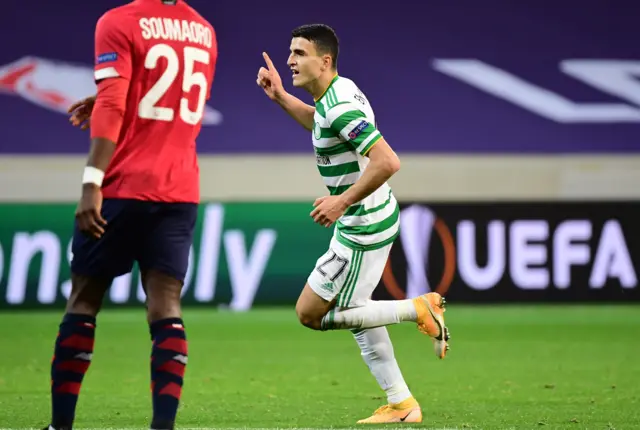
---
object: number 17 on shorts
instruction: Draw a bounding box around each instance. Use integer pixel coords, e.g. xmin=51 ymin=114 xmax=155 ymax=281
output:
xmin=307 ymin=238 xmax=392 ymax=308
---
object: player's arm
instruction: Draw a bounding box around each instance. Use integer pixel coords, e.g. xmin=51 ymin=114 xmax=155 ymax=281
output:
xmin=329 ymin=104 xmax=400 ymax=206
xmin=340 ymin=137 xmax=400 ymax=206
xmin=84 ymin=12 xmax=132 ymax=184
xmin=86 ymin=78 xmax=128 ymax=172
xmin=276 ymin=92 xmax=315 ymax=131
xmin=257 ymin=52 xmax=315 ymax=131
xmin=75 ymin=12 xmax=132 ymax=239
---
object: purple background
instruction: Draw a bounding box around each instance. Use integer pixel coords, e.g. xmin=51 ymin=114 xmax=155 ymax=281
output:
xmin=0 ymin=0 xmax=639 ymax=154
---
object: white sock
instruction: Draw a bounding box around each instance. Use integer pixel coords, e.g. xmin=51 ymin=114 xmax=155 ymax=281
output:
xmin=321 ymin=299 xmax=417 ymax=330
xmin=353 ymin=327 xmax=412 ymax=405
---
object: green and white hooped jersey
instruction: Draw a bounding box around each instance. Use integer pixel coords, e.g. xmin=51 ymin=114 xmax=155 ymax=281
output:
xmin=312 ymin=75 xmax=399 ymax=251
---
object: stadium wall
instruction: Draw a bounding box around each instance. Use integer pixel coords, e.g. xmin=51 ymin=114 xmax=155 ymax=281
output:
xmin=1 ymin=155 xmax=640 ymax=201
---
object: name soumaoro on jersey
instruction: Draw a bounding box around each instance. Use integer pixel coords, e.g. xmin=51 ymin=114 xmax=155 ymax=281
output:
xmin=313 ymin=76 xmax=400 ymax=251
xmin=139 ymin=17 xmax=213 ymax=48
xmin=94 ymin=7 xmax=215 ymax=85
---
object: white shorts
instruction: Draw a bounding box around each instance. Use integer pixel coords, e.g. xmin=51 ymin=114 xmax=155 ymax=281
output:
xmin=307 ymin=235 xmax=392 ymax=308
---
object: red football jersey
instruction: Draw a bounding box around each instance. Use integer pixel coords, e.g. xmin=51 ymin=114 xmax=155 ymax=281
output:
xmin=93 ymin=0 xmax=217 ymax=203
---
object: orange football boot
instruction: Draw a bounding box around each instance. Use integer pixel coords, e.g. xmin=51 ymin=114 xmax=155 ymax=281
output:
xmin=412 ymin=292 xmax=450 ymax=359
xmin=357 ymin=397 xmax=422 ymax=424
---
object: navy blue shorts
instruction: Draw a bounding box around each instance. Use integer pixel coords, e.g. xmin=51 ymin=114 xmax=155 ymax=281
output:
xmin=70 ymin=198 xmax=197 ymax=282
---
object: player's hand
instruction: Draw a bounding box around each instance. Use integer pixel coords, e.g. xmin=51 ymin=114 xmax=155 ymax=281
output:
xmin=310 ymin=196 xmax=350 ymax=228
xmin=75 ymin=184 xmax=107 ymax=239
xmin=257 ymin=52 xmax=285 ymax=102
xmin=68 ymin=95 xmax=97 ymax=130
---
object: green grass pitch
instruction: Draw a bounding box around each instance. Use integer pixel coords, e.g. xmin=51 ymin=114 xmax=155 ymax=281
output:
xmin=0 ymin=305 xmax=638 ymax=429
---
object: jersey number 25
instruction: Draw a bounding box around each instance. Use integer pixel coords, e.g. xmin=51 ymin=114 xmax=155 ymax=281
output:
xmin=138 ymin=44 xmax=209 ymax=125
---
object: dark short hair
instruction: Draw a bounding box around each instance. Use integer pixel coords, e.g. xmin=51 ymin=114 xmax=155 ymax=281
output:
xmin=291 ymin=24 xmax=339 ymax=70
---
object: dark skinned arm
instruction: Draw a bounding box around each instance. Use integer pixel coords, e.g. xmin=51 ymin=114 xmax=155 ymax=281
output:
xmin=75 ymin=77 xmax=128 ymax=238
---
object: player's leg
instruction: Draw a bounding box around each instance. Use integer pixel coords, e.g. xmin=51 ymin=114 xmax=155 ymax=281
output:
xmin=302 ymin=240 xmax=449 ymax=356
xmin=138 ymin=202 xmax=197 ymax=430
xmin=47 ymin=275 xmax=109 ymax=430
xmin=353 ymin=327 xmax=422 ymax=424
xmin=296 ymin=280 xmax=418 ymax=331
xmin=334 ymin=245 xmax=449 ymax=358
xmin=297 ymin=237 xmax=377 ymax=329
xmin=333 ymin=245 xmax=421 ymax=423
xmin=322 ymin=244 xmax=436 ymax=330
xmin=46 ymin=199 xmax=137 ymax=430
xmin=295 ymin=282 xmax=336 ymax=330
xmin=301 ymin=239 xmax=417 ymax=330
xmin=302 ymin=241 xmax=431 ymax=424
xmin=143 ymin=269 xmax=186 ymax=430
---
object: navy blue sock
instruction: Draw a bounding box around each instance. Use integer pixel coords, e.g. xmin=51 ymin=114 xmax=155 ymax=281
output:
xmin=149 ymin=318 xmax=188 ymax=430
xmin=50 ymin=313 xmax=96 ymax=428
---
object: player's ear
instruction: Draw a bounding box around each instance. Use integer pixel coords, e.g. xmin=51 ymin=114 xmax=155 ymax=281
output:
xmin=322 ymin=54 xmax=332 ymax=71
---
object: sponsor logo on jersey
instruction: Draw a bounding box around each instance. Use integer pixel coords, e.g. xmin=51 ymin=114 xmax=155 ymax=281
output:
xmin=316 ymin=154 xmax=331 ymax=165
xmin=319 ymin=282 xmax=335 ymax=294
xmin=348 ymin=120 xmax=368 ymax=139
xmin=96 ymin=52 xmax=118 ymax=64
xmin=313 ymin=122 xmax=322 ymax=140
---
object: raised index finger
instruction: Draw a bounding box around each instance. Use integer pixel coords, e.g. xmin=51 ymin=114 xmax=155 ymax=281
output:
xmin=262 ymin=52 xmax=276 ymax=71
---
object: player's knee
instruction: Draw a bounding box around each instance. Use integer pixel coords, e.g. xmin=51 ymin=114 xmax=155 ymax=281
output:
xmin=296 ymin=283 xmax=333 ymax=330
xmin=298 ymin=314 xmax=322 ymax=330
xmin=66 ymin=297 xmax=101 ymax=316
xmin=65 ymin=274 xmax=110 ymax=316
xmin=295 ymin=304 xmax=322 ymax=330
xmin=144 ymin=269 xmax=183 ymax=323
